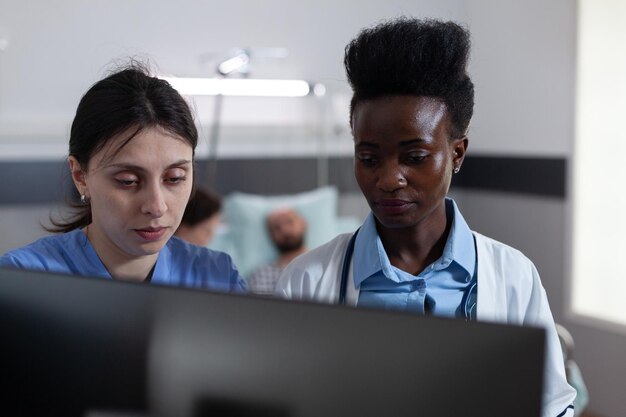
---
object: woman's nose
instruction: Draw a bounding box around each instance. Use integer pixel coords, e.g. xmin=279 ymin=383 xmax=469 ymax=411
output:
xmin=377 ymin=161 xmax=407 ymax=192
xmin=141 ymin=184 xmax=167 ymax=217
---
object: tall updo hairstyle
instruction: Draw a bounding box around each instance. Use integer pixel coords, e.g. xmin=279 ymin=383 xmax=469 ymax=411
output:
xmin=344 ymin=18 xmax=474 ymax=139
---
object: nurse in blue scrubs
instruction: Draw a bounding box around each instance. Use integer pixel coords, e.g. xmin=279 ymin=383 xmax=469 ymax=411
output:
xmin=0 ymin=64 xmax=246 ymax=292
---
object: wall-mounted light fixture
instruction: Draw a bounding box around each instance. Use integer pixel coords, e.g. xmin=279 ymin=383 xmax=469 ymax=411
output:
xmin=163 ymin=47 xmax=324 ymax=98
xmin=171 ymin=47 xmax=326 ymax=188
xmin=163 ymin=77 xmax=325 ymax=98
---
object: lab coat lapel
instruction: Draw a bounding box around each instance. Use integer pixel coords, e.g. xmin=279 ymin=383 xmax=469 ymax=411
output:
xmin=347 ymin=259 xmax=359 ymax=307
xmin=474 ymin=232 xmax=500 ymax=322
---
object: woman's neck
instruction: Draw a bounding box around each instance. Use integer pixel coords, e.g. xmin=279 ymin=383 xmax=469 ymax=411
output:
xmin=376 ymin=204 xmax=451 ymax=276
xmin=84 ymin=226 xmax=158 ymax=282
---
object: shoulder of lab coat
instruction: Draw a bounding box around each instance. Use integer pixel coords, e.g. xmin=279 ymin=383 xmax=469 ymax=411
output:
xmin=275 ymin=233 xmax=352 ymax=303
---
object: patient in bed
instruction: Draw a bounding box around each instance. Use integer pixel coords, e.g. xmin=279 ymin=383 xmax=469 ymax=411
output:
xmin=247 ymin=208 xmax=307 ymax=296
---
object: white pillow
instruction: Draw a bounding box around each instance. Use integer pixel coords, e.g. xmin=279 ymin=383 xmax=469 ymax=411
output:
xmin=210 ymin=186 xmax=339 ymax=276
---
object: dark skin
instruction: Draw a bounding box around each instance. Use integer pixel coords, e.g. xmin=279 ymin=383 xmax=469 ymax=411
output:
xmin=352 ymin=95 xmax=468 ymax=275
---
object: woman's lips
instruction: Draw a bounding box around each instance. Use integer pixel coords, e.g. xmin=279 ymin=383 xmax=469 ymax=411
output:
xmin=375 ymin=199 xmax=413 ymax=215
xmin=134 ymin=227 xmax=167 ymax=241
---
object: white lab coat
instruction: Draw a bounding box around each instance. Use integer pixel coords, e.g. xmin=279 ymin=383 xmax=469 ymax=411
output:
xmin=276 ymin=231 xmax=577 ymax=417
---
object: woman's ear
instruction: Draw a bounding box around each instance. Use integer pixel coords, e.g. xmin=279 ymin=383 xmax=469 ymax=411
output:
xmin=452 ymin=136 xmax=469 ymax=172
xmin=68 ymin=156 xmax=88 ymax=198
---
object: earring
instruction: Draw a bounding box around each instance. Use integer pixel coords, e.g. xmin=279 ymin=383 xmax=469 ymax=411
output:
xmin=453 ymin=167 xmax=460 ymax=174
xmin=80 ymin=194 xmax=88 ymax=205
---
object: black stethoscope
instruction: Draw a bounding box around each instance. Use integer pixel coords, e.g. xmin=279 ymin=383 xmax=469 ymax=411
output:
xmin=338 ymin=228 xmax=478 ymax=321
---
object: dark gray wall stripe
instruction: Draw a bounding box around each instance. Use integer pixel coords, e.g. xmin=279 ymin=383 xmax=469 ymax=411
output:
xmin=0 ymin=160 xmax=76 ymax=205
xmin=198 ymin=158 xmax=359 ymax=196
xmin=451 ymin=156 xmax=567 ymax=198
xmin=0 ymin=155 xmax=566 ymax=205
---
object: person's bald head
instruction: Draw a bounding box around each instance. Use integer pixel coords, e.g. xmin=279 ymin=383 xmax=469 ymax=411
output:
xmin=266 ymin=208 xmax=307 ymax=253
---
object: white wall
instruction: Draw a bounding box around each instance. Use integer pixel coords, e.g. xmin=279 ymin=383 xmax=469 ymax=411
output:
xmin=0 ymin=0 xmax=576 ymax=158
xmin=466 ymin=2 xmax=625 ymax=416
xmin=466 ymin=1 xmax=577 ymax=157
xmin=0 ymin=0 xmax=464 ymax=139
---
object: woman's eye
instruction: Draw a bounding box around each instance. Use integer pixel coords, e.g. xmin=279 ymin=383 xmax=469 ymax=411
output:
xmin=164 ymin=168 xmax=188 ymax=184
xmin=407 ymin=154 xmax=427 ymax=163
xmin=165 ymin=176 xmax=187 ymax=184
xmin=358 ymin=155 xmax=378 ymax=166
xmin=115 ymin=178 xmax=138 ymax=186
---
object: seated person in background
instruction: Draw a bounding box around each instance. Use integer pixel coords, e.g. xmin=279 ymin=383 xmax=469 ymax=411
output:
xmin=276 ymin=17 xmax=575 ymax=416
xmin=0 ymin=63 xmax=246 ymax=293
xmin=175 ymin=187 xmax=222 ymax=246
xmin=247 ymin=208 xmax=307 ymax=295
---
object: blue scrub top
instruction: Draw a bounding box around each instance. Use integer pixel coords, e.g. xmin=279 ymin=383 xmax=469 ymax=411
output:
xmin=0 ymin=229 xmax=246 ymax=293
xmin=353 ymin=198 xmax=476 ymax=317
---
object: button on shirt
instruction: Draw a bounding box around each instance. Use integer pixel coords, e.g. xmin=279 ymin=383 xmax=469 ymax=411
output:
xmin=353 ymin=198 xmax=476 ymax=318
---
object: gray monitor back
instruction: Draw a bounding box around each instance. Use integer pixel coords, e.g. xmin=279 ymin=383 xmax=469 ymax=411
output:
xmin=0 ymin=267 xmax=545 ymax=417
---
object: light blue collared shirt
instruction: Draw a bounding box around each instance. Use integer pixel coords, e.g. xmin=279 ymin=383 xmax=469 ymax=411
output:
xmin=353 ymin=198 xmax=476 ymax=317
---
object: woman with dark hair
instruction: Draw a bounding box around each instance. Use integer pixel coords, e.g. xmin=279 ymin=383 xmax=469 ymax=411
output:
xmin=0 ymin=64 xmax=246 ymax=292
xmin=276 ymin=18 xmax=575 ymax=416
xmin=175 ymin=187 xmax=222 ymax=246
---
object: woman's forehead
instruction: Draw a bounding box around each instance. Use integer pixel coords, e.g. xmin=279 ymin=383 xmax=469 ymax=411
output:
xmin=90 ymin=127 xmax=193 ymax=170
xmin=352 ymin=96 xmax=449 ymax=140
xmin=355 ymin=96 xmax=446 ymax=119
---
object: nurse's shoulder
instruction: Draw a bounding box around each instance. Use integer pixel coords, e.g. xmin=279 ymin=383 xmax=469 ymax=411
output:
xmin=0 ymin=230 xmax=86 ymax=273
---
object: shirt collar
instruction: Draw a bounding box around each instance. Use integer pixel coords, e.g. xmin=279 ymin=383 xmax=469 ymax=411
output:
xmin=440 ymin=198 xmax=475 ymax=276
xmin=352 ymin=197 xmax=475 ymax=288
xmin=74 ymin=229 xmax=113 ymax=278
xmin=151 ymin=238 xmax=174 ymax=284
xmin=76 ymin=228 xmax=171 ymax=282
xmin=352 ymin=212 xmax=391 ymax=288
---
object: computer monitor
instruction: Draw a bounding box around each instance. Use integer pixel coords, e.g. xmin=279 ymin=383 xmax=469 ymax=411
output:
xmin=0 ymin=267 xmax=545 ymax=417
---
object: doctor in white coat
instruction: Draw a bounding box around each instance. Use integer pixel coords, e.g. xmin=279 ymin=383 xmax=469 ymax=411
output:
xmin=276 ymin=17 xmax=576 ymax=417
